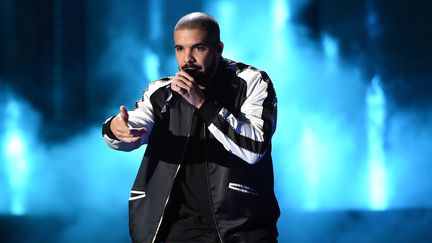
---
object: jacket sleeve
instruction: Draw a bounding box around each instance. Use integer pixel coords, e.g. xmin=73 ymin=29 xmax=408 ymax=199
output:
xmin=197 ymin=70 xmax=277 ymax=164
xmin=102 ymin=80 xmax=169 ymax=151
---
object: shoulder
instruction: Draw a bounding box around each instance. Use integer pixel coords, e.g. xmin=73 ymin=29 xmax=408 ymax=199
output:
xmin=147 ymin=77 xmax=172 ymax=93
xmin=223 ymin=59 xmax=273 ymax=97
xmin=138 ymin=76 xmax=172 ymax=102
xmin=224 ymin=58 xmax=271 ymax=84
xmin=135 ymin=77 xmax=172 ymax=108
xmin=142 ymin=76 xmax=173 ymax=98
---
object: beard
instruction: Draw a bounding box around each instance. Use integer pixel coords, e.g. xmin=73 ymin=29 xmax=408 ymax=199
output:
xmin=180 ymin=53 xmax=219 ymax=86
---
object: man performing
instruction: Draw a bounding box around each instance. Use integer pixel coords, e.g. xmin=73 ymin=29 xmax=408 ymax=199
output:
xmin=102 ymin=12 xmax=280 ymax=243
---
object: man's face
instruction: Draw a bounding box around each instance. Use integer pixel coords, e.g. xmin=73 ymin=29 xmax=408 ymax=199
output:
xmin=174 ymin=28 xmax=222 ymax=82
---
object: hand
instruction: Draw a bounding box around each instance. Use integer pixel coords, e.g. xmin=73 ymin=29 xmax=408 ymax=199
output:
xmin=171 ymin=70 xmax=206 ymax=108
xmin=110 ymin=105 xmax=147 ymax=142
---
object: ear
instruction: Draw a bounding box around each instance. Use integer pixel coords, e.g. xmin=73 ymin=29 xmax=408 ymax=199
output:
xmin=216 ymin=41 xmax=224 ymax=54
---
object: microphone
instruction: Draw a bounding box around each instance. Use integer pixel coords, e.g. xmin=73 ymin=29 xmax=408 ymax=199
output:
xmin=167 ymin=68 xmax=203 ymax=108
xmin=184 ymin=68 xmax=206 ymax=88
xmin=184 ymin=68 xmax=199 ymax=77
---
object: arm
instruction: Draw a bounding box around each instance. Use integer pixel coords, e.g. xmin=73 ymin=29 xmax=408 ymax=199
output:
xmin=102 ymin=81 xmax=166 ymax=151
xmin=198 ymin=71 xmax=277 ymax=164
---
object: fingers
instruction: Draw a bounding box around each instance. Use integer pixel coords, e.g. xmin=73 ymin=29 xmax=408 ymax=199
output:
xmin=111 ymin=121 xmax=131 ymax=137
xmin=171 ymin=70 xmax=206 ymax=108
xmin=114 ymin=105 xmax=130 ymax=132
xmin=179 ymin=70 xmax=194 ymax=81
xmin=110 ymin=105 xmax=147 ymax=143
xmin=112 ymin=126 xmax=147 ymax=143
xmin=172 ymin=71 xmax=195 ymax=94
xmin=117 ymin=135 xmax=141 ymax=143
xmin=173 ymin=81 xmax=191 ymax=94
xmin=120 ymin=105 xmax=129 ymax=122
xmin=129 ymin=128 xmax=147 ymax=137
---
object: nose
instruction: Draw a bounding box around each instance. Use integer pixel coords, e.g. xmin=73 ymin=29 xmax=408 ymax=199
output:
xmin=184 ymin=49 xmax=196 ymax=64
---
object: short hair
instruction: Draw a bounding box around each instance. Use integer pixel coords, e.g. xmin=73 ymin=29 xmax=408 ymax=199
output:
xmin=174 ymin=12 xmax=220 ymax=41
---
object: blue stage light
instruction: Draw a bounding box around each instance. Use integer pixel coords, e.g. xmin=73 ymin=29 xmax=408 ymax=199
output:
xmin=366 ymin=76 xmax=388 ymax=210
xmin=6 ymin=133 xmax=24 ymax=157
xmin=2 ymin=99 xmax=29 ymax=216
xmin=273 ymin=0 xmax=290 ymax=31
xmin=322 ymin=33 xmax=339 ymax=59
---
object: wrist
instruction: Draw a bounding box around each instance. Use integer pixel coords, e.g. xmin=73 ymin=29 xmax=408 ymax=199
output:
xmin=196 ymin=97 xmax=206 ymax=109
xmin=102 ymin=116 xmax=119 ymax=140
xmin=196 ymin=99 xmax=220 ymax=125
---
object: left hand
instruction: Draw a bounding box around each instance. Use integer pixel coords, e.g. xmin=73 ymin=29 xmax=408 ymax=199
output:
xmin=171 ymin=70 xmax=206 ymax=108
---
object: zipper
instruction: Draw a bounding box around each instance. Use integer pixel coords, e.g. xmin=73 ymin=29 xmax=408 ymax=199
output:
xmin=204 ymin=126 xmax=224 ymax=243
xmin=151 ymin=164 xmax=181 ymax=243
xmin=151 ymin=106 xmax=195 ymax=243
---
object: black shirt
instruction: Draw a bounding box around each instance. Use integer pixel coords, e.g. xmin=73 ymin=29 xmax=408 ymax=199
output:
xmin=158 ymin=111 xmax=218 ymax=242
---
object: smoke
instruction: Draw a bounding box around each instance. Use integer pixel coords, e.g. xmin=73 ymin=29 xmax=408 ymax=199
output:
xmin=208 ymin=0 xmax=369 ymax=210
xmin=0 ymin=1 xmax=163 ymax=241
xmin=278 ymin=208 xmax=432 ymax=243
xmin=205 ymin=0 xmax=432 ymax=241
xmin=0 ymin=88 xmax=143 ymax=242
xmin=386 ymin=109 xmax=432 ymax=208
xmin=87 ymin=0 xmax=167 ymax=117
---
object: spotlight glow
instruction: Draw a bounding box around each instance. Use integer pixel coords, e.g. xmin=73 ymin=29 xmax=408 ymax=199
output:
xmin=142 ymin=49 xmax=160 ymax=81
xmin=273 ymin=0 xmax=290 ymax=30
xmin=2 ymin=99 xmax=29 ymax=216
xmin=300 ymin=127 xmax=321 ymax=211
xmin=366 ymin=76 xmax=388 ymax=210
xmin=322 ymin=33 xmax=339 ymax=58
xmin=6 ymin=133 xmax=24 ymax=157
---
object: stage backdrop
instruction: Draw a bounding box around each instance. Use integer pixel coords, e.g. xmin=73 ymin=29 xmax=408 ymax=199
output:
xmin=1 ymin=0 xmax=431 ymax=242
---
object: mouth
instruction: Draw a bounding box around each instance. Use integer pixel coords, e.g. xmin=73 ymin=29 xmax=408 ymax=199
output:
xmin=182 ymin=63 xmax=201 ymax=70
xmin=183 ymin=68 xmax=201 ymax=77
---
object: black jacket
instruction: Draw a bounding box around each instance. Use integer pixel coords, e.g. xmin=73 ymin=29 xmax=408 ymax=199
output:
xmin=103 ymin=58 xmax=280 ymax=242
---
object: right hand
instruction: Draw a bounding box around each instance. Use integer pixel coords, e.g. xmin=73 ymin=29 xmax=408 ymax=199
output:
xmin=171 ymin=70 xmax=206 ymax=108
xmin=110 ymin=105 xmax=147 ymax=143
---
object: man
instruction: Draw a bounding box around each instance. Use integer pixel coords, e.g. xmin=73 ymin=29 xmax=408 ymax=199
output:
xmin=102 ymin=12 xmax=280 ymax=243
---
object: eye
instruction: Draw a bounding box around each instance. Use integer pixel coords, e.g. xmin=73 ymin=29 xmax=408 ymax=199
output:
xmin=175 ymin=46 xmax=183 ymax=52
xmin=194 ymin=45 xmax=207 ymax=51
